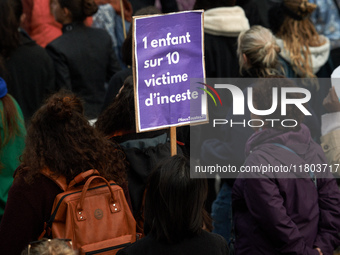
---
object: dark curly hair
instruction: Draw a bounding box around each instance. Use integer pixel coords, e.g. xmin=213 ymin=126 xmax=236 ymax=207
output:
xmin=252 ymin=77 xmax=306 ymax=131
xmin=96 ymin=76 xmax=135 ymax=136
xmin=20 ymin=90 xmax=127 ymax=185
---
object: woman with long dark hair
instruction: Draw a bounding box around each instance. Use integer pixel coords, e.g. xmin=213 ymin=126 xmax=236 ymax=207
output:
xmin=117 ymin=155 xmax=228 ymax=255
xmin=0 ymin=90 xmax=128 ymax=254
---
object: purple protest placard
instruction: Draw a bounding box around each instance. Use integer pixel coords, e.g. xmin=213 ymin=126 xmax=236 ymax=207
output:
xmin=133 ymin=11 xmax=207 ymax=132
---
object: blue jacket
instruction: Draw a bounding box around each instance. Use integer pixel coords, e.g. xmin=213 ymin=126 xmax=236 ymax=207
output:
xmin=310 ymin=0 xmax=340 ymax=50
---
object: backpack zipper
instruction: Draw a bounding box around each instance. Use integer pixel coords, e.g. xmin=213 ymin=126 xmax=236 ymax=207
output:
xmin=84 ymin=242 xmax=131 ymax=255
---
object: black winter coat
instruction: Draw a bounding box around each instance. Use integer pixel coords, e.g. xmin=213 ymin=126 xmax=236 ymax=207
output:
xmin=46 ymin=22 xmax=121 ymax=119
xmin=5 ymin=30 xmax=55 ymax=122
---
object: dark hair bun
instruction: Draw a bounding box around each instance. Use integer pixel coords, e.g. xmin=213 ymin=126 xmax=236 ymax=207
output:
xmin=47 ymin=94 xmax=83 ymax=120
xmin=82 ymin=0 xmax=98 ymax=17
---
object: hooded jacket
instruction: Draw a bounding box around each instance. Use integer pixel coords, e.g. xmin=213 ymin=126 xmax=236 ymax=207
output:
xmin=232 ymin=124 xmax=340 ymax=255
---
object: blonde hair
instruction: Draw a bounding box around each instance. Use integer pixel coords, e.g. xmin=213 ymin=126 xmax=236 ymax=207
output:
xmin=276 ymin=0 xmax=325 ymax=78
xmin=24 ymin=239 xmax=77 ymax=255
xmin=237 ymin=25 xmax=282 ymax=77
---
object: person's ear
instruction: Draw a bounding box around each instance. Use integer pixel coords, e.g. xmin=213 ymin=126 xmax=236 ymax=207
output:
xmin=20 ymin=13 xmax=26 ymax=25
xmin=243 ymin=53 xmax=249 ymax=67
xmin=63 ymin=7 xmax=71 ymax=18
xmin=62 ymin=7 xmax=72 ymax=23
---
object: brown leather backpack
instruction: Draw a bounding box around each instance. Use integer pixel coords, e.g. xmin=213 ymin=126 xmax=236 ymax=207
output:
xmin=41 ymin=169 xmax=136 ymax=254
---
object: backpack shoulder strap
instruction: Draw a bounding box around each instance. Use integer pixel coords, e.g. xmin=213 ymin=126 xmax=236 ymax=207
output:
xmin=271 ymin=143 xmax=317 ymax=187
xmin=40 ymin=168 xmax=68 ymax=192
xmin=68 ymin=169 xmax=100 ymax=189
xmin=272 ymin=143 xmax=297 ymax=155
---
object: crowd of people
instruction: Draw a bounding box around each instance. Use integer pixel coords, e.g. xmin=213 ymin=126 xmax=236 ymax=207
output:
xmin=0 ymin=0 xmax=340 ymax=254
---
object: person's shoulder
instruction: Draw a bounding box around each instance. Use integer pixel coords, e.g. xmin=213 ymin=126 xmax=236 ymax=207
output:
xmin=191 ymin=231 xmax=229 ymax=254
xmin=118 ymin=232 xmax=229 ymax=255
xmin=10 ymin=31 xmax=51 ymax=60
xmin=199 ymin=230 xmax=228 ymax=244
xmin=203 ymin=230 xmax=225 ymax=239
xmin=11 ymin=166 xmax=29 ymax=187
xmin=45 ymin=35 xmax=66 ymax=52
xmin=117 ymin=236 xmax=154 ymax=255
xmin=8 ymin=166 xmax=42 ymax=200
xmin=244 ymin=146 xmax=269 ymax=164
xmin=86 ymin=26 xmax=111 ymax=39
xmin=11 ymin=166 xmax=62 ymax=193
xmin=20 ymin=41 xmax=53 ymax=61
xmin=76 ymin=26 xmax=112 ymax=49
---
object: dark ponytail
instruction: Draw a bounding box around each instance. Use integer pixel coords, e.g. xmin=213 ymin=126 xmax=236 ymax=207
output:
xmin=82 ymin=0 xmax=98 ymax=17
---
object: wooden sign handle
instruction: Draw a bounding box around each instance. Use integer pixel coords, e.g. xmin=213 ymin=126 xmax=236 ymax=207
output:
xmin=120 ymin=0 xmax=127 ymax=39
xmin=170 ymin=126 xmax=177 ymax=156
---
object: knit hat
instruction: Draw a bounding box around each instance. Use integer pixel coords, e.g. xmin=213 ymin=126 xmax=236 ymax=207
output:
xmin=0 ymin=78 xmax=8 ymax=98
